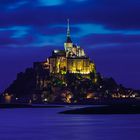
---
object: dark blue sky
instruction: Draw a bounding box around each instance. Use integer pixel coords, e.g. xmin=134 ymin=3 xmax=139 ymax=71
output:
xmin=0 ymin=0 xmax=140 ymax=92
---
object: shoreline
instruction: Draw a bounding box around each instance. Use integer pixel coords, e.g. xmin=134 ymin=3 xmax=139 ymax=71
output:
xmin=59 ymin=105 xmax=140 ymax=114
xmin=0 ymin=103 xmax=64 ymax=108
xmin=1 ymin=102 xmax=140 ymax=115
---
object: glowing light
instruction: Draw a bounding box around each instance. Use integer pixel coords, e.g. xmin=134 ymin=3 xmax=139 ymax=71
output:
xmin=54 ymin=50 xmax=59 ymax=53
xmin=122 ymin=95 xmax=126 ymax=98
xmin=29 ymin=100 xmax=32 ymax=104
xmin=94 ymin=78 xmax=97 ymax=83
xmin=4 ymin=93 xmax=12 ymax=103
xmin=66 ymin=94 xmax=72 ymax=103
xmin=87 ymin=93 xmax=94 ymax=99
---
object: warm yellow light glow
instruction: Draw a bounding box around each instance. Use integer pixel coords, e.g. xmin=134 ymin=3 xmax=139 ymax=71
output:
xmin=4 ymin=93 xmax=12 ymax=103
xmin=94 ymin=78 xmax=97 ymax=83
xmin=87 ymin=93 xmax=94 ymax=99
xmin=66 ymin=94 xmax=72 ymax=103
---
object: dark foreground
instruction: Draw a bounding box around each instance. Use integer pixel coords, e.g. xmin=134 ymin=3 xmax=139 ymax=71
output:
xmin=60 ymin=105 xmax=140 ymax=114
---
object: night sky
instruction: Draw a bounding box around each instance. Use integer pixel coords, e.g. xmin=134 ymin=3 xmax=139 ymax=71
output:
xmin=0 ymin=0 xmax=140 ymax=92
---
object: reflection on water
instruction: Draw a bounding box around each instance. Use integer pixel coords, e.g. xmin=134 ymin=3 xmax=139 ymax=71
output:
xmin=0 ymin=107 xmax=140 ymax=140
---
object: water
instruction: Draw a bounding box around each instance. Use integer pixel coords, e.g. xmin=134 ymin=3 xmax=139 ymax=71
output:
xmin=0 ymin=107 xmax=140 ymax=140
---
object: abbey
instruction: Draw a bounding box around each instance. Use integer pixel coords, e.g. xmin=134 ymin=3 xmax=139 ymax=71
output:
xmin=35 ymin=19 xmax=96 ymax=75
xmin=1 ymin=20 xmax=139 ymax=104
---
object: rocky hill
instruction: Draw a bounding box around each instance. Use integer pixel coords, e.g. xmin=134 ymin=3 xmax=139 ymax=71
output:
xmin=0 ymin=66 xmax=139 ymax=104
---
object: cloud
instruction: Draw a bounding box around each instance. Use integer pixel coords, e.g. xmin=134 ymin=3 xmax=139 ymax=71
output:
xmin=0 ymin=0 xmax=19 ymax=6
xmin=0 ymin=0 xmax=140 ymax=49
xmin=1 ymin=22 xmax=140 ymax=48
xmin=0 ymin=0 xmax=139 ymax=32
xmin=39 ymin=0 xmax=64 ymax=6
xmin=38 ymin=0 xmax=88 ymax=6
xmin=80 ymin=33 xmax=140 ymax=48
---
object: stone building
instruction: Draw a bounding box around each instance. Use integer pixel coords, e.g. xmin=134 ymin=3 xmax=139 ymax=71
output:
xmin=49 ymin=19 xmax=96 ymax=75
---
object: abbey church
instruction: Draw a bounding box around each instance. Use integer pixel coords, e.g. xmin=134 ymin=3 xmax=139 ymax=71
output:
xmin=34 ymin=19 xmax=96 ymax=75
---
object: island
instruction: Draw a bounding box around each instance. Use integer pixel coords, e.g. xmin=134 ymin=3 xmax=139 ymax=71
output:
xmin=0 ymin=20 xmax=140 ymax=107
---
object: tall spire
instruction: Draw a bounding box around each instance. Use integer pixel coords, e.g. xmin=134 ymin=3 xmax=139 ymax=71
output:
xmin=66 ymin=19 xmax=72 ymax=43
xmin=67 ymin=19 xmax=70 ymax=37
